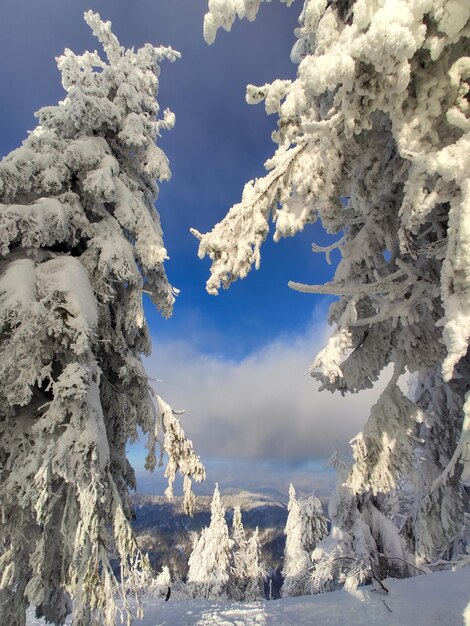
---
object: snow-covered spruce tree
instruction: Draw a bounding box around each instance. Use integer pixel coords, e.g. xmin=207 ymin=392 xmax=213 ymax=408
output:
xmin=0 ymin=12 xmax=205 ymax=626
xmin=194 ymin=0 xmax=470 ymax=566
xmin=230 ymin=505 xmax=248 ymax=600
xmin=243 ymin=527 xmax=266 ymax=601
xmin=281 ymin=483 xmax=328 ymax=597
xmin=129 ymin=560 xmax=171 ymax=600
xmin=282 ymin=484 xmax=310 ymax=597
xmin=230 ymin=505 xmax=266 ymax=600
xmin=147 ymin=565 xmax=172 ymax=599
xmin=312 ymin=452 xmax=412 ymax=592
xmin=187 ymin=484 xmax=233 ymax=599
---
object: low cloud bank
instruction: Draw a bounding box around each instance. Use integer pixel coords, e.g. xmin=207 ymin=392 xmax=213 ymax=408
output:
xmin=131 ymin=320 xmax=387 ymax=495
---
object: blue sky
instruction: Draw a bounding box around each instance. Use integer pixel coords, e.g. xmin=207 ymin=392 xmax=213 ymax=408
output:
xmin=0 ymin=0 xmax=378 ymax=497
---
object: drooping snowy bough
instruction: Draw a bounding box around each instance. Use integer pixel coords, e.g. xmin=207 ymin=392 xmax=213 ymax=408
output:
xmin=194 ymin=0 xmax=470 ymax=576
xmin=0 ymin=12 xmax=204 ymax=626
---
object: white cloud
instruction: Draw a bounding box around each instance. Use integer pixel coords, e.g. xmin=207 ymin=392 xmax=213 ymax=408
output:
xmin=144 ymin=320 xmax=386 ymax=468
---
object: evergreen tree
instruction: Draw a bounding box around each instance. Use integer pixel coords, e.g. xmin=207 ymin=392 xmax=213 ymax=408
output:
xmin=195 ymin=0 xmax=470 ymax=567
xmin=187 ymin=484 xmax=233 ymax=599
xmin=131 ymin=562 xmax=171 ymax=600
xmin=282 ymin=483 xmax=310 ymax=597
xmin=244 ymin=527 xmax=266 ymax=601
xmin=312 ymin=453 xmax=411 ymax=593
xmin=0 ymin=12 xmax=204 ymax=626
xmin=154 ymin=566 xmax=172 ymax=600
xmin=281 ymin=483 xmax=327 ymax=597
xmin=402 ymin=362 xmax=470 ymax=562
xmin=230 ymin=505 xmax=266 ymax=601
xmin=231 ymin=505 xmax=248 ymax=600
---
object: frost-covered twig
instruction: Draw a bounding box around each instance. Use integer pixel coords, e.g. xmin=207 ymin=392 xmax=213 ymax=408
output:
xmin=377 ymin=554 xmax=430 ymax=576
xmin=311 ymin=235 xmax=345 ymax=265
xmin=330 ymin=557 xmax=389 ymax=593
xmin=289 ymin=269 xmax=408 ymax=296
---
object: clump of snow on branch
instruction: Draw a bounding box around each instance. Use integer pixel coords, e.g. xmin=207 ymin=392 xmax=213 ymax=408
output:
xmin=0 ymin=11 xmax=204 ymax=626
xmin=195 ymin=0 xmax=470 ymax=569
xmin=203 ymin=0 xmax=296 ymax=44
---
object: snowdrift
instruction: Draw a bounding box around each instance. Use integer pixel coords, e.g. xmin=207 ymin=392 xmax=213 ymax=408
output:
xmin=27 ymin=566 xmax=470 ymax=625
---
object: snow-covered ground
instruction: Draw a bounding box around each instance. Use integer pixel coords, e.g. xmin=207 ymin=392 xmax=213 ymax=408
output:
xmin=27 ymin=567 xmax=470 ymax=625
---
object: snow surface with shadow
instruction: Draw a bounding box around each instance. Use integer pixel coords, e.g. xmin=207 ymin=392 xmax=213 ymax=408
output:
xmin=27 ymin=566 xmax=470 ymax=625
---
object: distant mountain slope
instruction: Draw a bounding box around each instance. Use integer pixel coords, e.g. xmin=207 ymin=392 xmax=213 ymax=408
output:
xmin=132 ymin=489 xmax=287 ymax=512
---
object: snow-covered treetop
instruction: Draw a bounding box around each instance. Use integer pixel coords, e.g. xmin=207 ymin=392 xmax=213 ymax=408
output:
xmin=1 ymin=10 xmax=179 ymax=318
xmin=211 ymin=482 xmax=225 ymax=516
xmin=232 ymin=504 xmax=246 ymax=545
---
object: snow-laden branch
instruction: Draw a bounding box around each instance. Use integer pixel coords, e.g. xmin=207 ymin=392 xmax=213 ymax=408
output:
xmin=289 ymin=269 xmax=408 ymax=296
xmin=146 ymin=391 xmax=206 ymax=516
xmin=203 ymin=0 xmax=296 ymax=44
xmin=191 ymin=143 xmax=308 ymax=294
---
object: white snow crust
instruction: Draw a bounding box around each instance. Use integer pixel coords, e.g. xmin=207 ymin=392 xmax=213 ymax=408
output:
xmin=26 ymin=566 xmax=470 ymax=626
